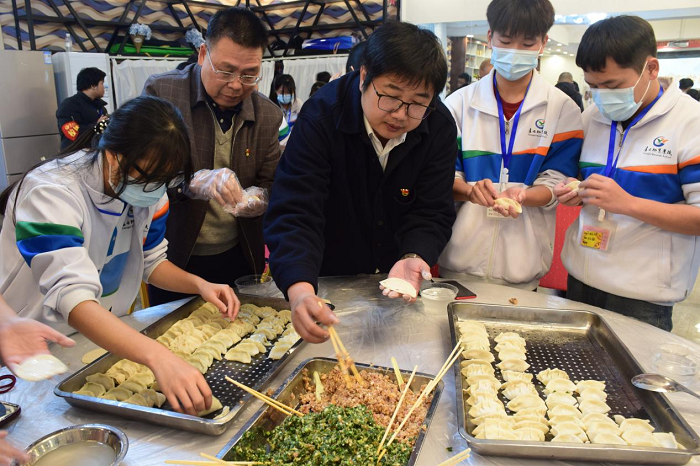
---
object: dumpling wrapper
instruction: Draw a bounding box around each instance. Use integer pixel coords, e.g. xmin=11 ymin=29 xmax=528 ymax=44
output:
xmin=81 ymin=348 xmax=108 ymax=365
xmin=198 ymin=396 xmax=223 ymax=417
xmin=546 ymin=392 xmax=578 ymax=409
xmin=462 ymin=349 xmax=494 ymax=362
xmin=514 ymin=427 xmax=545 ymax=442
xmin=105 ymin=387 xmax=133 ymax=401
xmin=579 ymin=387 xmax=608 ymax=402
xmin=515 ymin=420 xmax=549 ymax=435
xmin=379 ymin=277 xmax=417 ymax=299
xmin=506 ymin=394 xmax=546 ymax=412
xmin=544 ymin=378 xmax=577 ymax=394
xmin=579 ymin=399 xmax=611 ymax=415
xmin=473 ymin=419 xmax=515 ymax=436
xmin=622 ymin=430 xmax=661 ymax=447
xmin=537 ymin=368 xmax=570 ymax=385
xmin=618 ymin=418 xmax=654 ymax=433
xmin=548 ymin=404 xmax=582 ymax=419
xmin=502 ymin=381 xmax=537 ymax=400
xmin=552 ymin=433 xmax=585 ymax=443
xmin=494 ymin=197 xmax=523 ymax=214
xmin=475 ymin=424 xmax=518 ymax=440
xmin=469 ymin=399 xmax=505 ymax=418
xmin=565 ymin=179 xmax=582 ymax=193
xmin=466 ymin=392 xmax=502 ymax=406
xmin=269 ymin=344 xmax=292 ymax=360
xmin=12 ymin=354 xmax=68 ymax=381
xmin=576 ymin=380 xmax=606 ymax=393
xmin=463 ymin=363 xmax=495 ymax=378
xmin=502 ymin=371 xmax=534 ymax=383
xmin=498 ymin=348 xmax=527 ymax=361
xmin=225 ymin=349 xmax=252 ymax=364
xmin=549 ymin=416 xmax=584 ymax=429
xmin=591 ymin=432 xmax=627 ymax=445
xmin=497 ymin=359 xmax=530 ymax=372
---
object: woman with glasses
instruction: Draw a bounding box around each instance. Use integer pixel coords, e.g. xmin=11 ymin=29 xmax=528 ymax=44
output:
xmin=264 ymin=21 xmax=458 ymax=343
xmin=0 ymin=96 xmax=239 ymax=416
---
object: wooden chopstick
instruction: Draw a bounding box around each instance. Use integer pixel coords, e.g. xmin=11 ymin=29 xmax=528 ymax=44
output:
xmin=436 ymin=448 xmax=471 ymax=466
xmin=377 ymin=365 xmax=418 ymax=455
xmin=329 ymin=326 xmax=365 ymax=386
xmin=200 ymin=452 xmax=229 ymax=465
xmin=391 ymin=357 xmax=404 ymax=389
xmin=328 ymin=327 xmax=353 ymax=387
xmin=386 ymin=343 xmax=461 ymax=447
xmin=225 ymin=376 xmax=303 ymax=417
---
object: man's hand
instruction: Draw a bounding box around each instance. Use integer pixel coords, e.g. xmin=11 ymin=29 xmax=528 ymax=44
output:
xmin=288 ymin=282 xmax=338 ymax=343
xmin=187 ymin=168 xmax=244 ymax=206
xmin=468 ymin=179 xmax=499 ymax=207
xmin=579 ymin=174 xmax=634 ymax=215
xmin=554 ymin=177 xmax=583 ymax=207
xmin=0 ymin=318 xmax=75 ymax=368
xmin=382 ymin=257 xmax=432 ymax=303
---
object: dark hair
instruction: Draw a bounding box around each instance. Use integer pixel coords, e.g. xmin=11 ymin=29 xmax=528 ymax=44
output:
xmin=486 ymin=0 xmax=554 ymax=40
xmin=77 ymin=67 xmax=106 ymax=91
xmin=458 ymin=72 xmax=472 ymax=84
xmin=1 ymin=96 xmax=193 ymax=221
xmin=680 ymin=78 xmax=694 ymax=90
xmin=360 ymin=21 xmax=447 ymax=96
xmin=309 ymin=81 xmax=326 ymax=98
xmin=205 ymin=7 xmax=268 ymax=51
xmin=316 ymin=71 xmax=331 ymax=83
xmin=576 ymin=16 xmax=656 ymax=73
xmin=270 ymin=74 xmax=296 ymax=107
xmin=346 ymin=41 xmax=366 ymax=73
xmin=688 ymin=89 xmax=700 ymax=102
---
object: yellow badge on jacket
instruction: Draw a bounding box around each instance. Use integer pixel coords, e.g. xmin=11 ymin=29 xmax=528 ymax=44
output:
xmin=61 ymin=121 xmax=79 ymax=141
xmin=580 ymin=218 xmax=617 ymax=253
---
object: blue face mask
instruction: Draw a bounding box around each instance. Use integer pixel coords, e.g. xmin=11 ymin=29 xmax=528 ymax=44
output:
xmin=491 ymin=46 xmax=540 ymax=81
xmin=591 ymin=65 xmax=650 ymax=122
xmin=277 ymin=94 xmax=293 ymax=105
xmin=108 ymin=159 xmax=167 ymax=207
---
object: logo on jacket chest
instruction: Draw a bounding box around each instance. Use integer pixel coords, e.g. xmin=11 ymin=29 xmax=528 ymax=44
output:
xmin=528 ymin=119 xmax=548 ymax=137
xmin=643 ymin=136 xmax=673 ymax=159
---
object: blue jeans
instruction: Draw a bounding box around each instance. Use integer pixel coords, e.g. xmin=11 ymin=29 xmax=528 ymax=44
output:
xmin=567 ymin=275 xmax=673 ymax=331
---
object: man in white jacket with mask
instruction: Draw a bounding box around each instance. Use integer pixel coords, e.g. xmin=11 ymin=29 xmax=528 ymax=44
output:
xmin=439 ymin=0 xmax=583 ymax=290
xmin=555 ymin=16 xmax=700 ymax=330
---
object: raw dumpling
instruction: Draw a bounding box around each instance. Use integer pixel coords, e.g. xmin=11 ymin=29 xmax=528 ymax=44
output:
xmin=514 ymin=427 xmax=545 ymax=442
xmin=462 ymin=363 xmax=495 ymax=378
xmin=578 ymin=399 xmax=611 ymax=415
xmin=471 ymin=411 xmax=509 ymax=425
xmin=105 ymin=387 xmax=133 ymax=401
xmin=495 ymin=341 xmax=527 ymax=353
xmin=248 ymin=333 xmax=271 ymax=347
xmin=465 ymin=375 xmax=501 ymax=390
xmin=494 ymin=332 xmax=523 ymax=343
xmin=475 ymin=424 xmax=518 ymax=440
xmin=551 ymin=422 xmax=588 ymax=442
xmin=621 ymin=430 xmax=661 ymax=447
xmin=234 ymin=342 xmax=260 ymax=356
xmin=502 ymin=371 xmax=534 ymax=383
xmin=582 ymin=413 xmax=617 ymax=426
xmin=473 ymin=419 xmax=516 ymax=436
xmin=515 ymin=420 xmax=549 ymax=435
xmin=458 ymin=321 xmax=486 ymax=333
xmin=579 ymin=388 xmax=607 ymax=402
xmin=225 ymin=349 xmax=252 ymax=364
xmin=469 ymin=399 xmax=506 ymax=418
xmin=241 ymin=338 xmax=266 ymax=353
xmin=537 ymin=369 xmax=569 ymax=385
xmin=13 ymin=354 xmax=69 ymax=382
xmin=502 ymin=381 xmax=537 ymax=400
xmin=546 ymin=392 xmax=578 ymax=409
xmin=198 ymin=396 xmax=223 ymax=417
xmin=514 ymin=412 xmax=548 ymax=424
xmin=544 ymin=378 xmax=577 ymax=394
xmin=98 ymin=393 xmax=118 ymax=401
xmin=460 ymin=359 xmax=492 ymax=368
xmin=586 ymin=422 xmax=621 ymax=439
xmin=195 ymin=346 xmax=222 ymax=362
xmin=618 ymin=418 xmax=654 ymax=433
xmin=379 ymin=277 xmax=417 ymax=298
xmin=251 ymin=328 xmax=276 ymax=340
xmin=269 ymin=343 xmax=292 ymax=360
xmin=80 ymin=382 xmax=107 ymax=397
xmin=200 ymin=340 xmax=228 ymax=356
xmin=120 ymin=379 xmax=148 ymax=394
xmin=513 ymin=406 xmax=547 ymax=419
xmin=549 ymin=416 xmax=585 ymax=429
xmin=140 ymin=389 xmax=167 ymax=408
xmin=462 ymin=349 xmax=494 ymax=362
xmin=506 ymin=394 xmax=546 ymax=412
xmin=85 ymin=373 xmax=115 ymax=391
xmin=552 ymin=433 xmax=584 ymax=443
xmin=497 ymin=348 xmax=527 ymax=361
xmin=591 ymin=432 xmax=627 ymax=445
xmin=185 ymin=355 xmax=208 ymax=374
xmin=462 ymin=340 xmax=491 ymax=351
xmin=124 ymin=393 xmax=152 ymax=408
xmin=548 ymin=405 xmax=582 ymax=419
xmin=466 ymin=392 xmax=502 ymax=406
xmin=653 ymin=432 xmax=682 ymax=449
xmin=576 ymin=380 xmax=606 ymax=393
xmin=497 ymin=359 xmax=530 ymax=372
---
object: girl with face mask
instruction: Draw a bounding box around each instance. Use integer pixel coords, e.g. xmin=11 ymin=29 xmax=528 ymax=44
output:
xmin=271 ymin=74 xmax=303 ymax=135
xmin=0 ymin=96 xmax=240 ymax=416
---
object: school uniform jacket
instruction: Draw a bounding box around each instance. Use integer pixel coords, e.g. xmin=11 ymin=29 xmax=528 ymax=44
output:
xmin=0 ymin=151 xmax=169 ymax=335
xmin=439 ymin=70 xmax=583 ymax=289
xmin=562 ymin=85 xmax=700 ymax=305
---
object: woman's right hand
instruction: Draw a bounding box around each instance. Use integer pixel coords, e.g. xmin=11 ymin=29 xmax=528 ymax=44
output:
xmin=0 ymin=431 xmax=29 ymax=466
xmin=148 ymin=350 xmax=212 ymax=416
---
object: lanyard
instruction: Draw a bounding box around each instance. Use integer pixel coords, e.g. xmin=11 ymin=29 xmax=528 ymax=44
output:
xmin=494 ymin=72 xmax=532 ymax=189
xmin=605 ymin=86 xmax=664 ymax=178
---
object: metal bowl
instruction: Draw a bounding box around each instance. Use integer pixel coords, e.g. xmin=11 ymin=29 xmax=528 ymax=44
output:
xmin=12 ymin=423 xmax=128 ymax=466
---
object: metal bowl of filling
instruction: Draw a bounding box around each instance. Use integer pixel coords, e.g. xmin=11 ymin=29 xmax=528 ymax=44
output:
xmin=12 ymin=423 xmax=128 ymax=466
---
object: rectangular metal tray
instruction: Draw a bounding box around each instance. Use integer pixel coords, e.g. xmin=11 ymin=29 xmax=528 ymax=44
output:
xmin=217 ymin=357 xmax=444 ymax=465
xmin=54 ymin=295 xmax=305 ymax=436
xmin=449 ymin=302 xmax=700 ymax=465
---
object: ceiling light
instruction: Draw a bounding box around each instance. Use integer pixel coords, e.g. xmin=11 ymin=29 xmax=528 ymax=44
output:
xmin=556 ymin=49 xmax=561 ymax=52
xmin=467 ymin=34 xmax=474 ymax=38
xmin=557 ymin=43 xmax=562 ymax=46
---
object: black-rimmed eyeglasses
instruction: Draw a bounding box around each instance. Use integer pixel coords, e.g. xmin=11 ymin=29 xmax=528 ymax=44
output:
xmin=371 ymin=81 xmax=434 ymax=120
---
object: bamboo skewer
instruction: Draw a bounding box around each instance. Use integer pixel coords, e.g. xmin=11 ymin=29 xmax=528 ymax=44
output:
xmin=200 ymin=453 xmax=229 ymax=465
xmin=436 ymin=448 xmax=472 ymax=466
xmin=391 ymin=357 xmax=404 ymax=389
xmin=313 ymin=371 xmax=324 ymax=403
xmin=386 ymin=343 xmax=462 ymax=448
xmin=329 ymin=326 xmax=365 ymax=386
xmin=377 ymin=365 xmax=418 ymax=457
xmin=328 ymin=327 xmax=353 ymax=388
xmin=225 ymin=376 xmax=303 ymax=417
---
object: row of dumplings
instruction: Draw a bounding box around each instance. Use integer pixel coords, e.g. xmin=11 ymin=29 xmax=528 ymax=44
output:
xmin=223 ymin=304 xmax=296 ymax=363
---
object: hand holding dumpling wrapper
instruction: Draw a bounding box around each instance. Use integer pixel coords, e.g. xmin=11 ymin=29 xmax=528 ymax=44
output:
xmin=186 ymin=168 xmax=268 ymax=217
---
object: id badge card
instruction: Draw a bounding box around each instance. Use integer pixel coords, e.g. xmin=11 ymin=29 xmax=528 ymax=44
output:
xmin=486 ymin=206 xmax=507 ymax=219
xmin=580 ymin=210 xmax=617 ymax=253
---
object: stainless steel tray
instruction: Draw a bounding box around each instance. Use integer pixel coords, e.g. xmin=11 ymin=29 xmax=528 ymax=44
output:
xmin=54 ymin=295 xmax=305 ymax=436
xmin=217 ymin=357 xmax=444 ymax=465
xmin=449 ymin=302 xmax=700 ymax=464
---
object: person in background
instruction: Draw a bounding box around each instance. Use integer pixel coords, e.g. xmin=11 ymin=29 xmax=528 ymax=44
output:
xmin=556 ymin=71 xmax=584 ymax=111
xmin=0 ymin=96 xmax=240 ymax=414
xmin=264 ymin=22 xmax=457 ymax=343
xmin=679 ymin=78 xmax=694 ymax=93
xmin=143 ymin=8 xmax=282 ymax=305
xmin=56 ymin=67 xmax=108 ymax=150
xmin=271 ymin=74 xmax=303 ymax=132
xmin=688 ymin=89 xmax=700 ymax=102
xmin=479 ymin=58 xmax=494 ymax=79
xmin=438 ymin=0 xmax=583 ymax=291
xmin=456 ymin=72 xmax=472 ymax=90
xmin=555 ymin=16 xmax=700 ymax=331
xmin=309 ymin=81 xmax=326 ymax=98
xmin=316 ymin=71 xmax=331 ymax=83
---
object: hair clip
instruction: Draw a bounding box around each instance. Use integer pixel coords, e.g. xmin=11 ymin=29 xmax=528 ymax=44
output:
xmin=94 ymin=118 xmax=109 ymax=134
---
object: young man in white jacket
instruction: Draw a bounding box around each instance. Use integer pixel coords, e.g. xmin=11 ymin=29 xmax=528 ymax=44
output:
xmin=555 ymin=16 xmax=700 ymax=330
xmin=439 ymin=0 xmax=583 ymax=290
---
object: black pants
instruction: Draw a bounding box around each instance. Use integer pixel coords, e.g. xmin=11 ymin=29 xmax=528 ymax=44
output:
xmin=149 ymin=244 xmax=254 ymax=306
xmin=566 ymin=275 xmax=673 ymax=331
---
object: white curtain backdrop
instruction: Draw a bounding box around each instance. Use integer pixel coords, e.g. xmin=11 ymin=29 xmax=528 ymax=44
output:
xmin=111 ymin=58 xmax=186 ymax=107
xmin=258 ymin=60 xmax=276 ymax=104
xmin=268 ymin=55 xmax=347 ymax=102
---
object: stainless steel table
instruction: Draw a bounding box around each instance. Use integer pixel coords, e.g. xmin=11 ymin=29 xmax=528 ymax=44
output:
xmin=2 ymin=276 xmax=700 ymax=465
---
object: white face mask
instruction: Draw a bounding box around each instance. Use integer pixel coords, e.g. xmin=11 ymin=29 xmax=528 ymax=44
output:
xmin=107 ymin=158 xmax=166 ymax=207
xmin=491 ymin=46 xmax=540 ymax=81
xmin=591 ymin=62 xmax=651 ymax=122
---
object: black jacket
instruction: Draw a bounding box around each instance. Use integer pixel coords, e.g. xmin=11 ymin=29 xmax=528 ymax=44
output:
xmin=56 ymin=92 xmax=108 ymax=149
xmin=555 ymin=82 xmax=584 ymax=112
xmin=264 ymin=71 xmax=458 ymax=297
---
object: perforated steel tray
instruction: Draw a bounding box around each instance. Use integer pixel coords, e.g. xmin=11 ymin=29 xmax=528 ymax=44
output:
xmin=449 ymin=302 xmax=700 ymax=464
xmin=216 ymin=357 xmax=443 ymax=465
xmin=54 ymin=295 xmax=305 ymax=435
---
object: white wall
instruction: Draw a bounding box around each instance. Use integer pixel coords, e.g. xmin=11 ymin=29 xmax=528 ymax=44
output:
xmin=539 ymin=54 xmax=585 ymax=88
